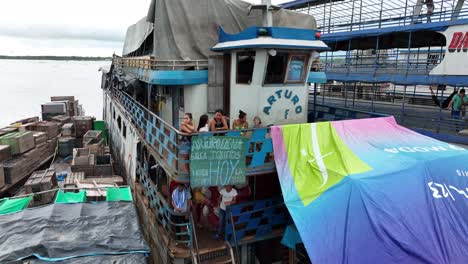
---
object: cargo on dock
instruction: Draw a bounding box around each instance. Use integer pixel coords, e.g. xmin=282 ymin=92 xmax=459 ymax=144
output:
xmin=58 ymin=137 xmax=80 ymax=157
xmin=94 ymin=154 xmax=113 ymax=176
xmin=71 ymin=153 xmax=95 ymax=176
xmin=0 ymin=146 xmax=11 ymax=162
xmin=0 ymin=166 xmax=4 ymax=189
xmin=84 ymin=138 xmax=104 ymax=155
xmin=0 ymin=132 xmax=35 ymax=155
xmin=24 ymin=169 xmax=57 ymax=205
xmin=61 ymin=123 xmax=74 ymax=137
xmin=72 ymin=116 xmax=95 ymax=138
xmin=51 ymin=115 xmax=72 ymax=127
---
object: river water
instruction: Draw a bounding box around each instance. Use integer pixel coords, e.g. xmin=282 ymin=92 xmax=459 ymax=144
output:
xmin=0 ymin=59 xmax=108 ymax=127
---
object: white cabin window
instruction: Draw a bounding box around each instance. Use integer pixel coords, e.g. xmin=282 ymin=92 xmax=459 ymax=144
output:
xmin=236 ymin=52 xmax=255 ymax=84
xmin=264 ymin=52 xmax=310 ymax=85
xmin=264 ymin=53 xmax=288 ymax=84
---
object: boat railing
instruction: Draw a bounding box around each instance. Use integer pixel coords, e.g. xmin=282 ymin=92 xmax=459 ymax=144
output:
xmin=113 ymin=55 xmax=208 ymax=71
xmin=110 ymin=87 xmax=275 ymax=181
xmin=323 ymin=49 xmax=444 ymax=76
xmin=290 ymin=0 xmax=468 ymax=34
xmin=137 ymin=163 xmax=194 ymax=247
xmin=224 ymin=197 xmax=291 ymax=244
xmin=311 ymin=86 xmax=467 ymax=135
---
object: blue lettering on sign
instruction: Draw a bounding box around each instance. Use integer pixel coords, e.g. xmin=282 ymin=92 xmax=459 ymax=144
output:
xmin=263 ymin=89 xmax=303 ymax=119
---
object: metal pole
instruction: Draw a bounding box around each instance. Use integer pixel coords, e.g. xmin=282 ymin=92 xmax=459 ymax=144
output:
xmin=313 ymin=83 xmax=318 ymax=122
xmin=230 ymin=211 xmax=241 ymax=264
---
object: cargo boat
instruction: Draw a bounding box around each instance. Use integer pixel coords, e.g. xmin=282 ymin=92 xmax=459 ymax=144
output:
xmin=0 ymin=97 xmax=150 ymax=262
xmin=101 ymin=0 xmax=467 ymax=263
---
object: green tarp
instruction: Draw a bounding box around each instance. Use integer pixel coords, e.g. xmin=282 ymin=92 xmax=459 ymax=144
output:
xmin=93 ymin=121 xmax=107 ymax=145
xmin=106 ymin=187 xmax=133 ymax=202
xmin=54 ymin=190 xmax=86 ymax=203
xmin=0 ymin=196 xmax=32 ymax=215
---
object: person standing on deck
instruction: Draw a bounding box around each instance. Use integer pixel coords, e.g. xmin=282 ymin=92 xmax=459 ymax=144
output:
xmin=232 ymin=110 xmax=249 ymax=136
xmin=215 ymin=185 xmax=238 ymax=240
xmin=424 ymin=0 xmax=434 ymax=23
xmin=171 ymin=183 xmax=192 ymax=241
xmin=210 ymin=109 xmax=228 ymax=132
xmin=446 ymin=89 xmax=467 ymax=118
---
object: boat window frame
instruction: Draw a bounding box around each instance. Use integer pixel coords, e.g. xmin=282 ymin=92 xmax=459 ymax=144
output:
xmin=236 ymin=51 xmax=256 ymax=85
xmin=284 ymin=53 xmax=310 ymax=84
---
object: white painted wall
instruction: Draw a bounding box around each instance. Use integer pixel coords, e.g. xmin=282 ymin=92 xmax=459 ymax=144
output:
xmin=104 ymin=92 xmax=139 ymax=183
xmin=160 ymin=96 xmax=173 ymax=126
xmin=229 ymin=50 xmax=313 ymax=126
xmin=183 ymin=84 xmax=208 ymax=125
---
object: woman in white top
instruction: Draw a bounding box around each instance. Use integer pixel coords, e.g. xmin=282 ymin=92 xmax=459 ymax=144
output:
xmin=197 ymin=114 xmax=210 ymax=132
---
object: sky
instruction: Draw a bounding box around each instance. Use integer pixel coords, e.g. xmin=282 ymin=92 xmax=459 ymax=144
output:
xmin=0 ymin=0 xmax=288 ymax=57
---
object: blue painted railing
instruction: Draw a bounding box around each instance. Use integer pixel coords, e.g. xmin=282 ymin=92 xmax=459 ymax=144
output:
xmin=311 ymin=103 xmax=389 ymax=122
xmin=111 ymin=88 xmax=276 ymax=181
xmin=224 ymin=197 xmax=291 ymax=244
xmin=137 ymin=163 xmax=193 ymax=246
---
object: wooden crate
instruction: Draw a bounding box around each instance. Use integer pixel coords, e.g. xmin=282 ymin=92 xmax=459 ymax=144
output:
xmin=18 ymin=122 xmax=38 ymax=132
xmin=94 ymin=155 xmax=113 ymax=176
xmin=83 ymin=130 xmax=102 ymax=145
xmin=0 ymin=127 xmax=18 ymax=137
xmin=72 ymin=116 xmax=95 ymax=138
xmin=11 ymin=116 xmax=40 ymax=125
xmin=0 ymin=145 xmax=11 ymax=162
xmin=73 ymin=148 xmax=91 ymax=166
xmin=33 ymin=132 xmax=48 ymax=146
xmin=47 ymin=137 xmax=58 ymax=155
xmin=71 ymin=154 xmax=95 ymax=176
xmin=33 ymin=121 xmax=59 ymax=139
xmin=62 ymin=123 xmax=75 ymax=137
xmin=84 ymin=138 xmax=104 ymax=156
xmin=51 ymin=115 xmax=72 ymax=126
xmin=2 ymin=147 xmax=42 ymax=184
xmin=24 ymin=169 xmax=57 ymax=205
xmin=0 ymin=132 xmax=35 ymax=155
xmin=0 ymin=165 xmax=4 ymax=189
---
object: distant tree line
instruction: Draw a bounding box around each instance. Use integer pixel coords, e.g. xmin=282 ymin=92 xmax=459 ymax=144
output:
xmin=0 ymin=55 xmax=112 ymax=61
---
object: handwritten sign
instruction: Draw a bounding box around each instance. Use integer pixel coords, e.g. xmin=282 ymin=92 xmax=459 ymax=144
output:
xmin=190 ymin=136 xmax=246 ymax=187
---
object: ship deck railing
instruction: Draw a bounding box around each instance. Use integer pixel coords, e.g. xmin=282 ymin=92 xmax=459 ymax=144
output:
xmin=289 ymin=0 xmax=468 ymax=34
xmin=113 ymin=55 xmax=208 ymax=71
xmin=322 ymin=49 xmax=444 ymax=76
xmin=310 ymin=85 xmax=468 ymax=137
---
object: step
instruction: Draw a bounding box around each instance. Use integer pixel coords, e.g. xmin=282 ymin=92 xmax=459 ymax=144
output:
xmin=200 ymin=255 xmax=232 ymax=264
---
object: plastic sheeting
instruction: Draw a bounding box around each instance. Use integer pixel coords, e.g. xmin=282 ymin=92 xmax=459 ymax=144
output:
xmin=106 ymin=186 xmax=133 ymax=202
xmin=0 ymin=196 xmax=32 ymax=215
xmin=143 ymin=0 xmax=317 ymax=60
xmin=54 ymin=190 xmax=86 ymax=203
xmin=23 ymin=253 xmax=147 ymax=264
xmin=0 ymin=202 xmax=149 ymax=262
xmin=122 ymin=17 xmax=154 ymax=56
xmin=271 ymin=117 xmax=468 ymax=264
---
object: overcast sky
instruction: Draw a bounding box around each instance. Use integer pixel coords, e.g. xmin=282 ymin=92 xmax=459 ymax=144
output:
xmin=0 ymin=0 xmax=287 ymax=57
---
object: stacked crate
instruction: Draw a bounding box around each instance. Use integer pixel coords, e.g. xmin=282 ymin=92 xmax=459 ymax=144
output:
xmin=0 ymin=145 xmax=11 ymax=162
xmin=51 ymin=96 xmax=78 ymax=117
xmin=41 ymin=102 xmax=67 ymax=120
xmin=32 ymin=121 xmax=60 ymax=140
xmin=61 ymin=123 xmax=75 ymax=137
xmin=83 ymin=130 xmax=103 ymax=155
xmin=0 ymin=165 xmax=4 ymax=189
xmin=0 ymin=132 xmax=35 ymax=155
xmin=24 ymin=169 xmax=57 ymax=205
xmin=94 ymin=155 xmax=113 ymax=176
xmin=51 ymin=115 xmax=72 ymax=127
xmin=71 ymin=148 xmax=95 ymax=176
xmin=58 ymin=137 xmax=81 ymax=158
xmin=73 ymin=117 xmax=95 ymax=138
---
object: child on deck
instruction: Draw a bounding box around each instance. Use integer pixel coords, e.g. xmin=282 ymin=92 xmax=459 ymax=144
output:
xmin=215 ymin=185 xmax=238 ymax=239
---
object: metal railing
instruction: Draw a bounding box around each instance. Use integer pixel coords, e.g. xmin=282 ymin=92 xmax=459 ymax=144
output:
xmin=291 ymin=0 xmax=468 ymax=34
xmin=311 ymin=84 xmax=467 ymax=134
xmin=113 ymin=55 xmax=208 ymax=71
xmin=322 ymin=48 xmax=445 ymax=77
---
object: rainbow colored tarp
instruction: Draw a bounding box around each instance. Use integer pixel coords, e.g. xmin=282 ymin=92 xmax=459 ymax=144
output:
xmin=271 ymin=117 xmax=468 ymax=264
